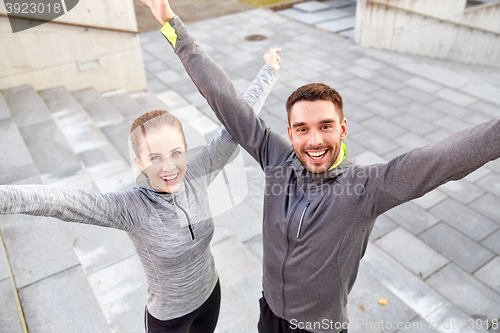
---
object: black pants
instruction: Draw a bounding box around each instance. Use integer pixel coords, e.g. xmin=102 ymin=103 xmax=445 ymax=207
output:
xmin=145 ymin=280 xmax=221 ymax=333
xmin=258 ymin=296 xmax=348 ymax=333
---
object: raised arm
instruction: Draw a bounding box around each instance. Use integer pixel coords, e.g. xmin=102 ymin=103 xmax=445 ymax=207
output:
xmin=359 ymin=117 xmax=500 ymax=218
xmin=140 ymin=0 xmax=293 ymax=168
xmin=0 ymin=185 xmax=148 ymax=232
xmin=188 ymin=51 xmax=281 ymax=184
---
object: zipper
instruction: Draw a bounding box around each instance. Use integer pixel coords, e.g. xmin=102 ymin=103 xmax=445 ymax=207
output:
xmin=173 ymin=193 xmax=194 ymax=240
xmin=296 ymin=202 xmax=311 ymax=238
xmin=281 ymin=194 xmax=305 ymax=318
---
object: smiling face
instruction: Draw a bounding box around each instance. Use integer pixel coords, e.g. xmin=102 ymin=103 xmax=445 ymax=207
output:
xmin=287 ymin=100 xmax=348 ymax=174
xmin=134 ymin=125 xmax=187 ymax=193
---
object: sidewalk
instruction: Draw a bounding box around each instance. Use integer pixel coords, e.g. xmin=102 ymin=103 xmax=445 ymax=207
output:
xmin=1 ymin=3 xmax=500 ymax=333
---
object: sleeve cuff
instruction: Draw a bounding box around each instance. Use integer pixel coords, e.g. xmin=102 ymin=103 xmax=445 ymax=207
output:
xmin=161 ymin=20 xmax=178 ymax=48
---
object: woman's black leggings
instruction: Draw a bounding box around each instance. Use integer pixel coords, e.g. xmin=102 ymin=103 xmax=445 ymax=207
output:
xmin=145 ymin=280 xmax=221 ymax=333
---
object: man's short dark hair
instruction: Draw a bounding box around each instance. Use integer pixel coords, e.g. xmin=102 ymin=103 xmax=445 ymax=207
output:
xmin=286 ymin=83 xmax=344 ymax=124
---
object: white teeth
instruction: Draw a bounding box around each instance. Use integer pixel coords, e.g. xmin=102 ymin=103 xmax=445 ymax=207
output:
xmin=161 ymin=174 xmax=178 ymax=181
xmin=307 ymin=150 xmax=326 ymax=159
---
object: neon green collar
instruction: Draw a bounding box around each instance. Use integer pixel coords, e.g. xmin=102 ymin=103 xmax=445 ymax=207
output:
xmin=329 ymin=142 xmax=347 ymax=170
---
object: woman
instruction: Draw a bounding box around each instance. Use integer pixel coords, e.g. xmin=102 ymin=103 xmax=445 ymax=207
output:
xmin=0 ymin=50 xmax=280 ymax=332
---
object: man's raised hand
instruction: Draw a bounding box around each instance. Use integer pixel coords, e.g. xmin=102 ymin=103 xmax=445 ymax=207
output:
xmin=264 ymin=48 xmax=281 ymax=71
xmin=139 ymin=0 xmax=176 ymax=26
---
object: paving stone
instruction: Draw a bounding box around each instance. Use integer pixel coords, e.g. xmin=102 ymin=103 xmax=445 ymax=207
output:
xmin=411 ymin=190 xmax=447 ymax=210
xmin=339 ymin=87 xmax=373 ymax=105
xmin=376 ymin=227 xmax=448 ymax=279
xmin=360 ymin=117 xmax=406 ymax=139
xmin=385 ymin=202 xmax=440 ymax=235
xmin=396 ymin=62 xmax=470 ymax=89
xmin=293 ymin=0 xmax=331 ymax=12
xmin=88 ymin=255 xmax=147 ymax=333
xmin=345 ymin=120 xmax=365 ymax=135
xmin=372 ymin=89 xmax=410 ymax=107
xmin=344 ymin=138 xmax=366 ymax=157
xmin=213 ymin=201 xmax=263 ymax=243
xmin=2 ymin=85 xmax=52 ymax=128
xmin=472 ymin=101 xmax=500 ymax=118
xmin=345 ymin=78 xmax=380 ymax=94
xmin=343 ymin=102 xmax=373 ymax=122
xmin=480 ymin=229 xmax=500 ymax=255
xmin=144 ymin=59 xmax=167 ymax=74
xmin=350 ymin=129 xmax=399 ymax=155
xmin=474 ymin=257 xmax=500 ymax=294
xmin=464 ymin=167 xmax=491 ymax=183
xmin=329 ymin=66 xmax=356 ymax=81
xmin=0 ymin=279 xmax=25 ymax=333
xmin=370 ymin=214 xmax=397 ymax=240
xmin=429 ymin=99 xmax=471 ymax=118
xmin=460 ymin=81 xmax=500 ymax=106
xmin=436 ymin=89 xmax=478 ymax=107
xmin=0 ymin=120 xmax=39 ymax=185
xmin=399 ymin=102 xmax=444 ymax=121
xmin=361 ymin=99 xmax=401 ymax=118
xmin=419 ymin=223 xmax=494 ymax=273
xmin=424 ymin=302 xmax=489 ymax=333
xmin=155 ymin=69 xmax=183 ymax=84
xmin=426 ymin=263 xmax=500 ymax=320
xmin=211 ymin=237 xmax=263 ymax=332
xmin=438 ymin=180 xmax=485 ymax=204
xmin=463 ymin=112 xmax=492 ymax=126
xmin=484 ymin=158 xmax=500 ymax=173
xmin=430 ymin=198 xmax=497 ymax=241
xmin=347 ymin=263 xmax=417 ymax=332
xmin=354 ymin=57 xmax=386 ymax=71
xmin=379 ymin=67 xmax=413 ymax=81
xmin=19 ymin=265 xmax=111 ymax=333
xmin=426 ymin=128 xmax=453 ymax=143
xmin=103 ymin=91 xmax=146 ymax=124
xmin=369 ymin=75 xmax=406 ymax=91
xmin=147 ymin=78 xmax=170 ymax=94
xmin=244 ymin=234 xmax=263 ymax=263
xmin=0 ymin=214 xmax=80 ymax=289
xmin=432 ymin=115 xmax=470 ymax=132
xmin=285 ymin=64 xmax=322 ymax=81
xmin=469 ymin=193 xmax=500 ymax=224
xmin=19 ymin=121 xmax=83 ymax=184
xmin=363 ymin=242 xmax=447 ymax=318
xmin=354 ymin=150 xmax=387 ymax=165
xmin=475 ymin=172 xmax=500 ymax=198
xmin=392 ymin=114 xmax=438 ymax=135
xmin=0 ymin=235 xmax=10 ymax=281
xmin=393 ymin=132 xmax=431 ymax=151
xmin=382 ymin=147 xmax=408 ymax=161
xmin=0 ymin=92 xmax=11 ymax=121
xmin=346 ymin=65 xmax=375 ymax=79
xmin=404 ymin=77 xmax=443 ymax=94
xmin=72 ymin=88 xmax=124 ymax=128
xmin=397 ymin=87 xmax=437 ymax=105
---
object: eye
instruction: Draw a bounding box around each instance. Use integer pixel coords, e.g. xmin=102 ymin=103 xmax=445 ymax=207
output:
xmin=172 ymin=151 xmax=182 ymax=157
xmin=151 ymin=156 xmax=161 ymax=162
xmin=297 ymin=128 xmax=307 ymax=133
xmin=322 ymin=125 xmax=332 ymax=130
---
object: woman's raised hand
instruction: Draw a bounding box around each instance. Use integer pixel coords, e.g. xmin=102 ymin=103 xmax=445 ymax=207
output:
xmin=139 ymin=0 xmax=176 ymax=26
xmin=264 ymin=48 xmax=281 ymax=71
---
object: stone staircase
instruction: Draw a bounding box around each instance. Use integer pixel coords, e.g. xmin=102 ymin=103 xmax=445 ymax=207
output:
xmin=0 ymin=84 xmax=254 ymax=333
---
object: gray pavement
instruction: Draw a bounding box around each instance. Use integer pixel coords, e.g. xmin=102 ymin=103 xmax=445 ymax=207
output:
xmin=1 ymin=3 xmax=500 ymax=333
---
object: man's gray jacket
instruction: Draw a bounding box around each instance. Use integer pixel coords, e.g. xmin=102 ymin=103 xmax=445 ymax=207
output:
xmin=168 ymin=16 xmax=500 ymax=332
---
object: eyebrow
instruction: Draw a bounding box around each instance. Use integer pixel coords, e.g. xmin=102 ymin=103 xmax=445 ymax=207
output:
xmin=148 ymin=147 xmax=183 ymax=157
xmin=292 ymin=118 xmax=336 ymax=128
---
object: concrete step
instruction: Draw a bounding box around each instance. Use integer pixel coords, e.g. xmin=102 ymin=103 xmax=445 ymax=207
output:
xmin=2 ymin=86 xmax=83 ymax=184
xmin=39 ymin=86 xmax=130 ymax=182
xmin=72 ymin=88 xmax=125 ymax=128
xmin=102 ymin=89 xmax=146 ymax=125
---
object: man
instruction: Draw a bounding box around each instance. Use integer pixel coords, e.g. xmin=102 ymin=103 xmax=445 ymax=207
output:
xmin=140 ymin=0 xmax=500 ymax=332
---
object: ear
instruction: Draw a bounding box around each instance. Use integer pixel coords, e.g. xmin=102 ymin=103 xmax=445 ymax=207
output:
xmin=287 ymin=125 xmax=293 ymax=144
xmin=134 ymin=156 xmax=144 ymax=172
xmin=340 ymin=118 xmax=348 ymax=141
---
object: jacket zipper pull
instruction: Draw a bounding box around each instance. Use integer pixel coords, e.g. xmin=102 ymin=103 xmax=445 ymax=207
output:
xmin=297 ymin=202 xmax=311 ymax=238
xmin=174 ymin=193 xmax=195 ymax=240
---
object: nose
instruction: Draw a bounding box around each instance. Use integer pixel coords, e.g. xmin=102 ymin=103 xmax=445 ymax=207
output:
xmin=161 ymin=157 xmax=176 ymax=173
xmin=308 ymin=129 xmax=323 ymax=147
